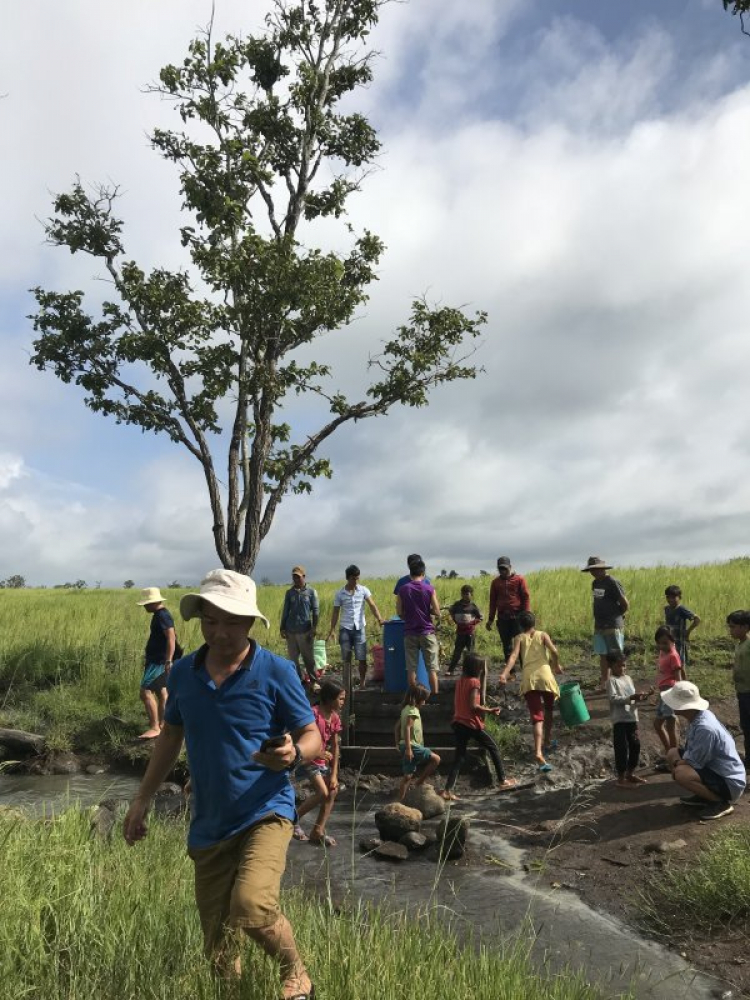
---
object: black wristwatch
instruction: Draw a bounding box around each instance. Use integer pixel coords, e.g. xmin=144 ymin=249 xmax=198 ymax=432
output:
xmin=287 ymin=743 xmax=302 ymax=771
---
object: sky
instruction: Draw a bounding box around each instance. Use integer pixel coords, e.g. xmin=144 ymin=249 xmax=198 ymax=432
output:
xmin=1 ymin=0 xmax=749 ymax=588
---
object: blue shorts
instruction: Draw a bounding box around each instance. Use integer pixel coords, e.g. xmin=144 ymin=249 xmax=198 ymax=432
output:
xmin=141 ymin=662 xmax=167 ymax=692
xmin=696 ymin=766 xmax=734 ymax=802
xmin=339 ymin=627 xmax=367 ymax=662
xmin=593 ymin=630 xmax=625 ymax=656
xmin=655 ymin=692 xmax=675 ymax=719
xmin=398 ymin=742 xmax=433 ymax=776
xmin=295 ymin=762 xmax=330 ymax=784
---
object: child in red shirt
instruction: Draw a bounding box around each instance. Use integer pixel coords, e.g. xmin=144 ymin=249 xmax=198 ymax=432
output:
xmin=653 ymin=625 xmax=685 ymax=756
xmin=441 ymin=653 xmax=516 ymax=800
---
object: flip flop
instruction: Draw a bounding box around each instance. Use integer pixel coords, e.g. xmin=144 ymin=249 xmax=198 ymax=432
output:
xmin=287 ymin=988 xmax=315 ymax=1000
xmin=292 ymin=825 xmax=309 ymax=842
xmin=538 ymin=763 xmax=553 ymax=773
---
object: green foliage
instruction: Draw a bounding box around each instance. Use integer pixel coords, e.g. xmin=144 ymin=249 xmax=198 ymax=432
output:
xmin=485 ymin=718 xmax=526 ymax=760
xmin=640 ymin=824 xmax=750 ymax=933
xmin=0 ymin=810 xmax=606 ymax=999
xmin=29 ymin=0 xmax=486 ymax=574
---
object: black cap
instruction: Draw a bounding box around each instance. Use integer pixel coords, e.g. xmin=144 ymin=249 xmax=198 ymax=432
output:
xmin=497 ymin=556 xmax=511 ymax=569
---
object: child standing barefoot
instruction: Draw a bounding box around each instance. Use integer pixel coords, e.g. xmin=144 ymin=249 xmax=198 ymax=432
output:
xmin=500 ymin=611 xmax=563 ymax=772
xmin=294 ymin=680 xmax=345 ymax=847
xmin=606 ymin=650 xmax=651 ymax=787
xmin=395 ymin=685 xmax=441 ymax=800
xmin=654 ymin=625 xmax=685 ymax=758
xmin=442 ymin=653 xmax=516 ymax=800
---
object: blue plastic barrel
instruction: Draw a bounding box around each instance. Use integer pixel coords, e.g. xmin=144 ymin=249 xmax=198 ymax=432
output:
xmin=383 ymin=618 xmax=429 ymax=692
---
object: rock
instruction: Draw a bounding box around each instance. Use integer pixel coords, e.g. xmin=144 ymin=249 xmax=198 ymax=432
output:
xmin=436 ymin=815 xmax=470 ymax=860
xmin=374 ymin=803 xmax=422 ymax=841
xmin=373 ymin=841 xmax=409 ymax=862
xmin=156 ymin=782 xmax=183 ymax=796
xmin=89 ymin=805 xmax=116 ymax=839
xmin=152 ymin=790 xmax=187 ymax=820
xmin=0 ymin=727 xmax=46 ymax=756
xmin=86 ymin=765 xmax=107 ymax=775
xmin=99 ymin=798 xmax=131 ymax=817
xmin=403 ymin=784 xmax=446 ymax=819
xmin=644 ymin=838 xmax=688 ymax=855
xmin=48 ymin=753 xmax=80 ymax=776
xmin=536 ymin=819 xmax=560 ymax=833
xmin=399 ymin=832 xmax=428 ymax=851
xmin=359 ymin=836 xmax=382 ymax=854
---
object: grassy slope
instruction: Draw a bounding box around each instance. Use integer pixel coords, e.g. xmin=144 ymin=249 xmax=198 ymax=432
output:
xmin=0 ymin=558 xmax=747 ymax=750
xmin=0 ymin=811 xmax=607 ymax=1000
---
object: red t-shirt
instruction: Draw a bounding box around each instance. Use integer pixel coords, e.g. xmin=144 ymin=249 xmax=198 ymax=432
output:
xmin=656 ymin=647 xmax=682 ymax=691
xmin=453 ymin=676 xmax=483 ymax=730
xmin=312 ymin=705 xmax=342 ymax=767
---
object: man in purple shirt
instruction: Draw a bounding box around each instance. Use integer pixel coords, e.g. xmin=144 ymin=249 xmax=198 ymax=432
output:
xmin=396 ymin=558 xmax=441 ymax=695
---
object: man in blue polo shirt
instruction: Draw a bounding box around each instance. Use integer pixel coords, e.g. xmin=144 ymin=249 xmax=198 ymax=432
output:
xmin=123 ymin=569 xmax=321 ymax=1000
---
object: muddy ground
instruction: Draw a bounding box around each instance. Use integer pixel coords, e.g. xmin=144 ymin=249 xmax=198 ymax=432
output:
xmin=337 ymin=686 xmax=748 ymax=998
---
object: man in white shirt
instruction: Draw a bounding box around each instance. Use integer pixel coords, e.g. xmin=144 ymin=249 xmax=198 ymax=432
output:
xmin=327 ymin=565 xmax=385 ymax=687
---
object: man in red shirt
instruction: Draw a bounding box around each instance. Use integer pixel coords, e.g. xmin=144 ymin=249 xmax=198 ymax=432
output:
xmin=486 ymin=557 xmax=531 ymax=665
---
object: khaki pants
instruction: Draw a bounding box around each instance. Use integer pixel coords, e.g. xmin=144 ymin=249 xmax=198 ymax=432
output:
xmin=404 ymin=632 xmax=440 ymax=674
xmin=188 ymin=814 xmax=293 ymax=957
xmin=286 ymin=630 xmax=316 ymax=679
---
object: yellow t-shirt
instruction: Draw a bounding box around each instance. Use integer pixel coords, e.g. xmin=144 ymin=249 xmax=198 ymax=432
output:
xmin=400 ymin=705 xmax=423 ymax=744
xmin=518 ymin=631 xmax=559 ymax=698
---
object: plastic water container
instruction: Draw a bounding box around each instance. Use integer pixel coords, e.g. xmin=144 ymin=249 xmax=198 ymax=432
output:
xmin=558 ymin=680 xmax=591 ymax=727
xmin=382 ymin=618 xmax=429 ymax=692
xmin=371 ymin=644 xmax=385 ymax=682
xmin=313 ymin=639 xmax=328 ymax=671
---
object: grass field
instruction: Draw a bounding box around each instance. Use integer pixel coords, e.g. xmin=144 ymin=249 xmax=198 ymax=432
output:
xmin=0 ymin=810 xmax=609 ymax=1000
xmin=0 ymin=558 xmax=747 ymax=750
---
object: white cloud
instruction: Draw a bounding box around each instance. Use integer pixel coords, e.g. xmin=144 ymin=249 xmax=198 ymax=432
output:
xmin=1 ymin=3 xmax=749 ymax=586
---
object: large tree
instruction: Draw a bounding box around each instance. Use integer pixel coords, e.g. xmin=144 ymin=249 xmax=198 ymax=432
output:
xmin=724 ymin=0 xmax=750 ymax=33
xmin=30 ymin=0 xmax=486 ymax=573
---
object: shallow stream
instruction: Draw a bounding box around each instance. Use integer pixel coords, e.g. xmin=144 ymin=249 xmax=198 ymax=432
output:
xmin=0 ymin=775 xmax=723 ymax=999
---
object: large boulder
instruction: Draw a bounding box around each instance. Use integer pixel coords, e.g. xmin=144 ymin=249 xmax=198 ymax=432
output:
xmin=374 ymin=803 xmax=422 ymax=841
xmin=89 ymin=804 xmax=116 ymax=840
xmin=0 ymin=728 xmax=45 ymax=756
xmin=48 ymin=752 xmax=81 ymax=776
xmin=403 ymin=784 xmax=446 ymax=819
xmin=436 ymin=815 xmax=470 ymax=860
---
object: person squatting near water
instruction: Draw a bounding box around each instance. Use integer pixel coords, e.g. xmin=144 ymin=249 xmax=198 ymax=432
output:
xmin=136 ymin=587 xmax=177 ymax=740
xmin=123 ymin=569 xmax=320 ymax=1000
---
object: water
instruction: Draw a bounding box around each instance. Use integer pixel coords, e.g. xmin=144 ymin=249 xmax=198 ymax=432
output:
xmin=0 ymin=776 xmax=724 ymax=998
xmin=285 ymin=802 xmax=722 ymax=1000
xmin=0 ymin=772 xmax=142 ymax=816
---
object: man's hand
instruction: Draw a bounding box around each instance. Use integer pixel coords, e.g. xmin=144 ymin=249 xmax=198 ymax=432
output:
xmin=486 ymin=621 xmax=494 ymax=631
xmin=490 ymin=707 xmax=501 ymax=716
xmin=252 ymin=734 xmax=296 ymax=772
xmin=498 ymin=674 xmax=508 ymax=686
xmin=123 ymin=798 xmax=150 ymax=846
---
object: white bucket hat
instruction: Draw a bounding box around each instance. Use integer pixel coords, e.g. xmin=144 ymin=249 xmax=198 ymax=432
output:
xmin=136 ymin=587 xmax=166 ymax=606
xmin=180 ymin=569 xmax=270 ymax=628
xmin=660 ymin=680 xmax=709 ymax=713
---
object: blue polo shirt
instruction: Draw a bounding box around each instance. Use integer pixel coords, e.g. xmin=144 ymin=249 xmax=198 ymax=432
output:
xmin=164 ymin=642 xmax=315 ymax=849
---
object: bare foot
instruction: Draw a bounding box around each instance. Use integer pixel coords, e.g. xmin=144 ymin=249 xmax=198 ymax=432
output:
xmin=137 ymin=729 xmax=161 ymax=740
xmin=627 ymin=774 xmax=648 ymax=784
xmin=496 ymin=779 xmax=517 ymax=792
xmin=615 ymin=779 xmax=638 ymax=789
xmin=441 ymin=790 xmax=460 ymax=801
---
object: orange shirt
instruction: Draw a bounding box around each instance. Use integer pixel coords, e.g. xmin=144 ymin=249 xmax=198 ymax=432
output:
xmin=453 ymin=676 xmax=483 ymax=730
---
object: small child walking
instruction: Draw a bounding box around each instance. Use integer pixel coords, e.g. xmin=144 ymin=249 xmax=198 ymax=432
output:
xmin=654 ymin=625 xmax=685 ymax=757
xmin=664 ymin=585 xmax=701 ymax=667
xmin=500 ymin=611 xmax=563 ymax=772
xmin=447 ymin=585 xmax=483 ymax=675
xmin=726 ymin=610 xmax=750 ymax=770
xmin=442 ymin=653 xmax=516 ymax=800
xmin=294 ymin=680 xmax=345 ymax=847
xmin=395 ymin=684 xmax=441 ymax=800
xmin=606 ymin=650 xmax=651 ymax=788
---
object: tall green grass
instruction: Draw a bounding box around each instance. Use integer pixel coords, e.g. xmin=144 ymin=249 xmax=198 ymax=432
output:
xmin=640 ymin=824 xmax=750 ymax=933
xmin=0 ymin=811 xmax=607 ymax=999
xmin=1 ymin=558 xmax=748 ymax=745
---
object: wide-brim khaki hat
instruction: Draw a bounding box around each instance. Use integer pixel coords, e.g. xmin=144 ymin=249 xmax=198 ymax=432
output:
xmin=136 ymin=587 xmax=166 ymax=606
xmin=180 ymin=569 xmax=270 ymax=627
xmin=660 ymin=681 xmax=709 ymax=713
xmin=581 ymin=556 xmax=613 ymax=573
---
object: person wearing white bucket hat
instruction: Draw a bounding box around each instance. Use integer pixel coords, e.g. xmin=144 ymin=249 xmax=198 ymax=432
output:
xmin=123 ymin=569 xmax=320 ymax=1000
xmin=135 ymin=587 xmax=176 ymax=739
xmin=662 ymin=680 xmax=746 ymax=822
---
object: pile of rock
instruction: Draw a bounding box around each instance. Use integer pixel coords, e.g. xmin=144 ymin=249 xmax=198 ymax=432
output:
xmin=360 ymin=786 xmax=470 ymax=863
